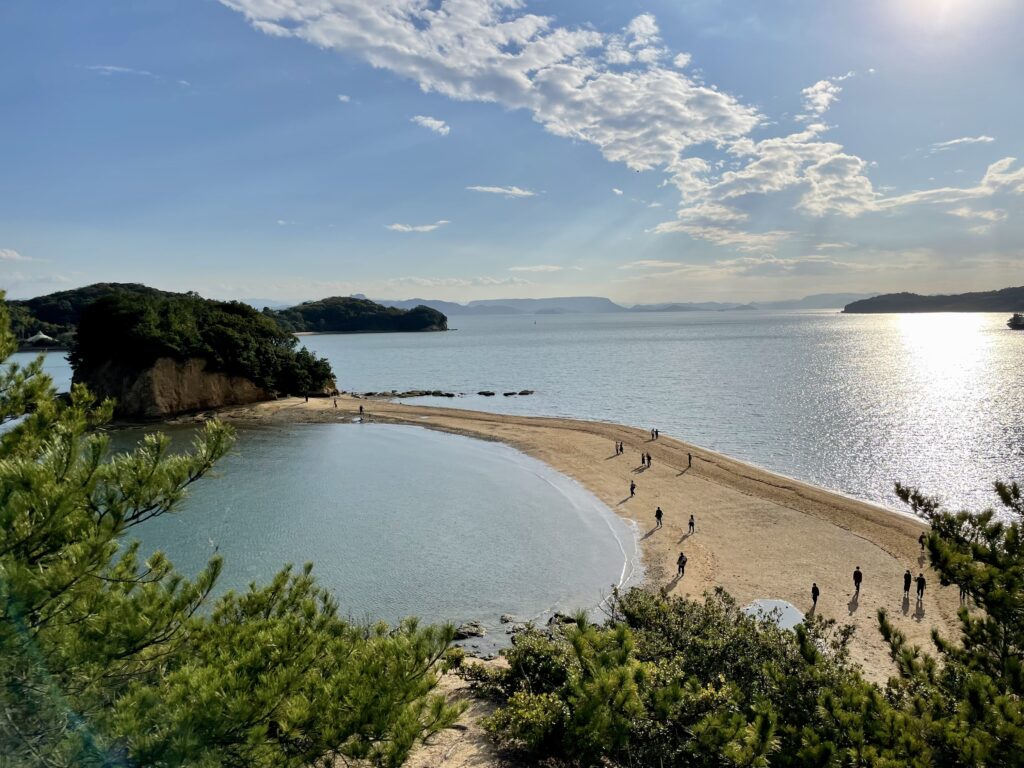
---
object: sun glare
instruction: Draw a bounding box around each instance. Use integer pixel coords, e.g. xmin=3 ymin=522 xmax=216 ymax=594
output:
xmin=889 ymin=0 xmax=1006 ymax=32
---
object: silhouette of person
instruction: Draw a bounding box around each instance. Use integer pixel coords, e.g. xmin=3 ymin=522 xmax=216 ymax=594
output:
xmin=630 ymin=480 xmax=636 ymax=497
xmin=919 ymin=531 xmax=926 ymax=551
xmin=688 ymin=514 xmax=695 ymax=534
xmin=812 ymin=582 xmax=820 ymax=608
xmin=916 ymin=573 xmax=926 ymax=601
xmin=677 ymin=552 xmax=687 ymax=576
xmin=646 ymin=452 xmax=652 ymax=468
xmin=651 ymin=428 xmax=655 ymax=440
xmin=903 ymin=569 xmax=912 ymax=597
xmin=359 ymin=404 xmax=364 ymax=415
xmin=853 ymin=566 xmax=863 ymax=595
xmin=655 ymin=429 xmax=659 ymax=439
xmin=655 ymin=506 xmax=663 ymax=528
xmin=687 ymin=452 xmax=692 ymax=469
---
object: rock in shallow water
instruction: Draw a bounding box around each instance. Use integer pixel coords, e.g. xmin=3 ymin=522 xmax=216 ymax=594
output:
xmin=454 ymin=621 xmax=487 ymax=639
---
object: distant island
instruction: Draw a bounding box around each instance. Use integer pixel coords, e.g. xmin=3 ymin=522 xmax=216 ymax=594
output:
xmin=843 ymin=286 xmax=1024 ymax=313
xmin=264 ymin=296 xmax=447 ymax=333
xmin=359 ymin=292 xmax=879 ymax=316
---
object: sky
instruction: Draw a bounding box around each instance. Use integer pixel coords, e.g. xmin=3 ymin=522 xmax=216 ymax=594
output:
xmin=1 ymin=0 xmax=1023 ymax=304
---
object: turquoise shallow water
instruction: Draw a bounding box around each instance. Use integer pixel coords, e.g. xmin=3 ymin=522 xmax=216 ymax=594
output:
xmin=112 ymin=423 xmax=641 ymax=628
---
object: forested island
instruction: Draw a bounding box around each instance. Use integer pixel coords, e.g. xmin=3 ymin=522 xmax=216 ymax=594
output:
xmin=843 ymin=285 xmax=1024 ymax=313
xmin=264 ymin=296 xmax=447 ymax=333
xmin=71 ymin=292 xmax=336 ymax=418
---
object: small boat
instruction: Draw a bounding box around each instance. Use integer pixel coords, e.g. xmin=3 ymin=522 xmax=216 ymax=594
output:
xmin=1009 ymin=313 xmax=1024 ymax=330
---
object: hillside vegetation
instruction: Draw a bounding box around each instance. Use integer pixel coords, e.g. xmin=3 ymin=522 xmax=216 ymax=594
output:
xmin=844 ymin=285 xmax=1024 ymax=313
xmin=71 ymin=293 xmax=334 ymax=396
xmin=8 ymin=283 xmax=172 ymax=341
xmin=266 ymin=296 xmax=447 ymax=333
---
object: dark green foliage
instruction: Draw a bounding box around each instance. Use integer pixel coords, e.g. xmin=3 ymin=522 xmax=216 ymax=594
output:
xmin=476 ymin=591 xmax=925 ymax=767
xmin=70 ymin=292 xmax=334 ymax=395
xmin=843 ymin=285 xmax=1024 ymax=313
xmin=8 ymin=283 xmax=174 ymax=340
xmin=883 ymin=480 xmax=1024 ymax=766
xmin=0 ymin=295 xmax=462 ymax=766
xmin=266 ymin=297 xmax=447 ymax=333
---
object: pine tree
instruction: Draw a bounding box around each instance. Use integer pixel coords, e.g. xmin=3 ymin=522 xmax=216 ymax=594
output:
xmin=0 ymin=295 xmax=461 ymax=766
xmin=879 ymin=481 xmax=1024 ymax=765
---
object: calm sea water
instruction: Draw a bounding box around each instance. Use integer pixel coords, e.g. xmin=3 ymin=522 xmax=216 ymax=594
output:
xmin=114 ymin=423 xmax=640 ymax=628
xmin=295 ymin=310 xmax=1023 ymax=514
xmin=18 ymin=309 xmax=1023 ymax=515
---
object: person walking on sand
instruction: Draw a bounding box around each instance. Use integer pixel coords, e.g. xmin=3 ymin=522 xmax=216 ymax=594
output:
xmin=919 ymin=531 xmax=926 ymax=551
xmin=903 ymin=569 xmax=912 ymax=598
xmin=812 ymin=582 xmax=820 ymax=609
xmin=655 ymin=506 xmax=663 ymax=528
xmin=651 ymin=428 xmax=656 ymax=440
xmin=677 ymin=552 xmax=687 ymax=577
xmin=333 ymin=397 xmax=338 ymax=408
xmin=630 ymin=480 xmax=636 ymax=497
xmin=688 ymin=514 xmax=695 ymax=535
xmin=916 ymin=573 xmax=926 ymax=602
xmin=359 ymin=404 xmax=364 ymax=416
xmin=853 ymin=566 xmax=863 ymax=596
xmin=687 ymin=452 xmax=692 ymax=469
xmin=646 ymin=452 xmax=652 ymax=468
xmin=654 ymin=429 xmax=659 ymax=439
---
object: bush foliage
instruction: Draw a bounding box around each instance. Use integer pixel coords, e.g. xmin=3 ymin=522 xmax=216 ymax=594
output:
xmin=265 ymin=297 xmax=447 ymax=334
xmin=70 ymin=292 xmax=334 ymax=395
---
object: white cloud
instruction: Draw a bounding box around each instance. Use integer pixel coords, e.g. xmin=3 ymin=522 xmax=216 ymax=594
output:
xmin=337 ymin=94 xmax=351 ymax=102
xmin=87 ymin=64 xmax=157 ymax=78
xmin=877 ymin=157 xmax=1024 ymax=209
xmin=800 ymin=79 xmax=842 ymax=118
xmin=385 ymin=275 xmax=529 ymax=289
xmin=467 ymin=185 xmax=536 ymax=198
xmin=930 ymin=135 xmax=995 ymax=153
xmin=508 ymin=264 xmax=563 ymax=272
xmin=0 ymin=248 xmax=34 ymax=262
xmin=653 ymin=223 xmax=792 ymax=253
xmin=612 ymin=188 xmax=623 ymax=195
xmin=619 ymin=260 xmax=683 ymax=269
xmin=411 ymin=114 xmax=450 ymax=135
xmin=386 ymin=219 xmax=451 ymax=232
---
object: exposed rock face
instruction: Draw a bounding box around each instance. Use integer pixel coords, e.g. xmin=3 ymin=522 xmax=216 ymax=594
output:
xmin=74 ymin=357 xmax=274 ymax=419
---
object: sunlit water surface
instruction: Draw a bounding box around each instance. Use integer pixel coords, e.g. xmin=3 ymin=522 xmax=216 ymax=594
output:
xmin=19 ymin=310 xmax=1023 ymax=515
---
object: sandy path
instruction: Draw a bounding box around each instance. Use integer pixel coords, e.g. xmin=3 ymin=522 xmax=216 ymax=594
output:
xmin=216 ymin=395 xmax=960 ymax=687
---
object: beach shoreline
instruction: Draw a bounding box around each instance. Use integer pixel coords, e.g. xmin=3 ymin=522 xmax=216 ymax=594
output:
xmin=212 ymin=394 xmax=961 ymax=684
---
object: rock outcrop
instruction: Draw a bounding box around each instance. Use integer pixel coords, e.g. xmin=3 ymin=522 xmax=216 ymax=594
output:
xmin=74 ymin=357 xmax=274 ymax=420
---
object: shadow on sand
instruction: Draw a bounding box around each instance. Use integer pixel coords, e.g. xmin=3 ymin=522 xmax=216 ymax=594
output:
xmin=914 ymin=599 xmax=926 ymax=621
xmin=640 ymin=526 xmax=661 ymax=540
xmin=847 ymin=592 xmax=860 ymax=615
xmin=902 ymin=594 xmax=911 ymax=615
xmin=677 ymin=531 xmax=693 ymax=544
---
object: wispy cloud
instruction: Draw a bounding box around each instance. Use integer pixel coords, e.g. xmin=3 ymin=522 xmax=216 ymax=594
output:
xmin=337 ymin=94 xmax=351 ymax=103
xmin=508 ymin=265 xmax=563 ymax=272
xmin=619 ymin=260 xmax=683 ymax=269
xmin=467 ymin=185 xmax=536 ymax=198
xmin=386 ymin=219 xmax=451 ymax=233
xmin=410 ymin=115 xmax=450 ymax=135
xmin=930 ymin=135 xmax=995 ymax=153
xmin=86 ymin=64 xmax=189 ymax=86
xmin=0 ymin=248 xmax=34 ymax=262
xmin=612 ymin=188 xmax=624 ymax=195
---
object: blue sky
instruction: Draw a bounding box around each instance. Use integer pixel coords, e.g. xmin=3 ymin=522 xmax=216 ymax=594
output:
xmin=1 ymin=0 xmax=1022 ymax=303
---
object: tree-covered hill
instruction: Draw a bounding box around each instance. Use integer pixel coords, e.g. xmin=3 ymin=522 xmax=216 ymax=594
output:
xmin=71 ymin=292 xmax=334 ymax=400
xmin=266 ymin=296 xmax=447 ymax=333
xmin=8 ymin=283 xmax=174 ymax=341
xmin=843 ymin=285 xmax=1024 ymax=313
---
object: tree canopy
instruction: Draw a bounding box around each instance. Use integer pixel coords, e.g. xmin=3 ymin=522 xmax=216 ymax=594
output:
xmin=70 ymin=292 xmax=334 ymax=396
xmin=265 ymin=297 xmax=447 ymax=334
xmin=0 ymin=295 xmax=461 ymax=766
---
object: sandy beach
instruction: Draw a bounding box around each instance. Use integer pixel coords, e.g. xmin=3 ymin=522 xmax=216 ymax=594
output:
xmin=216 ymin=394 xmax=961 ymax=687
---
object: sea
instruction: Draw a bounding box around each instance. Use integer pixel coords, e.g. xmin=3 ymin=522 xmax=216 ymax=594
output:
xmin=16 ymin=309 xmax=1022 ymax=626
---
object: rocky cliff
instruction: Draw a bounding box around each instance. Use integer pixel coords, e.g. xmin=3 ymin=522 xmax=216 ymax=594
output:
xmin=75 ymin=357 xmax=273 ymax=420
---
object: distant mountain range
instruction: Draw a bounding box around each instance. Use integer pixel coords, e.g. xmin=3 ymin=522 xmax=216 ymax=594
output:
xmin=843 ymin=286 xmax=1024 ymax=313
xmin=353 ymin=292 xmax=880 ymax=315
